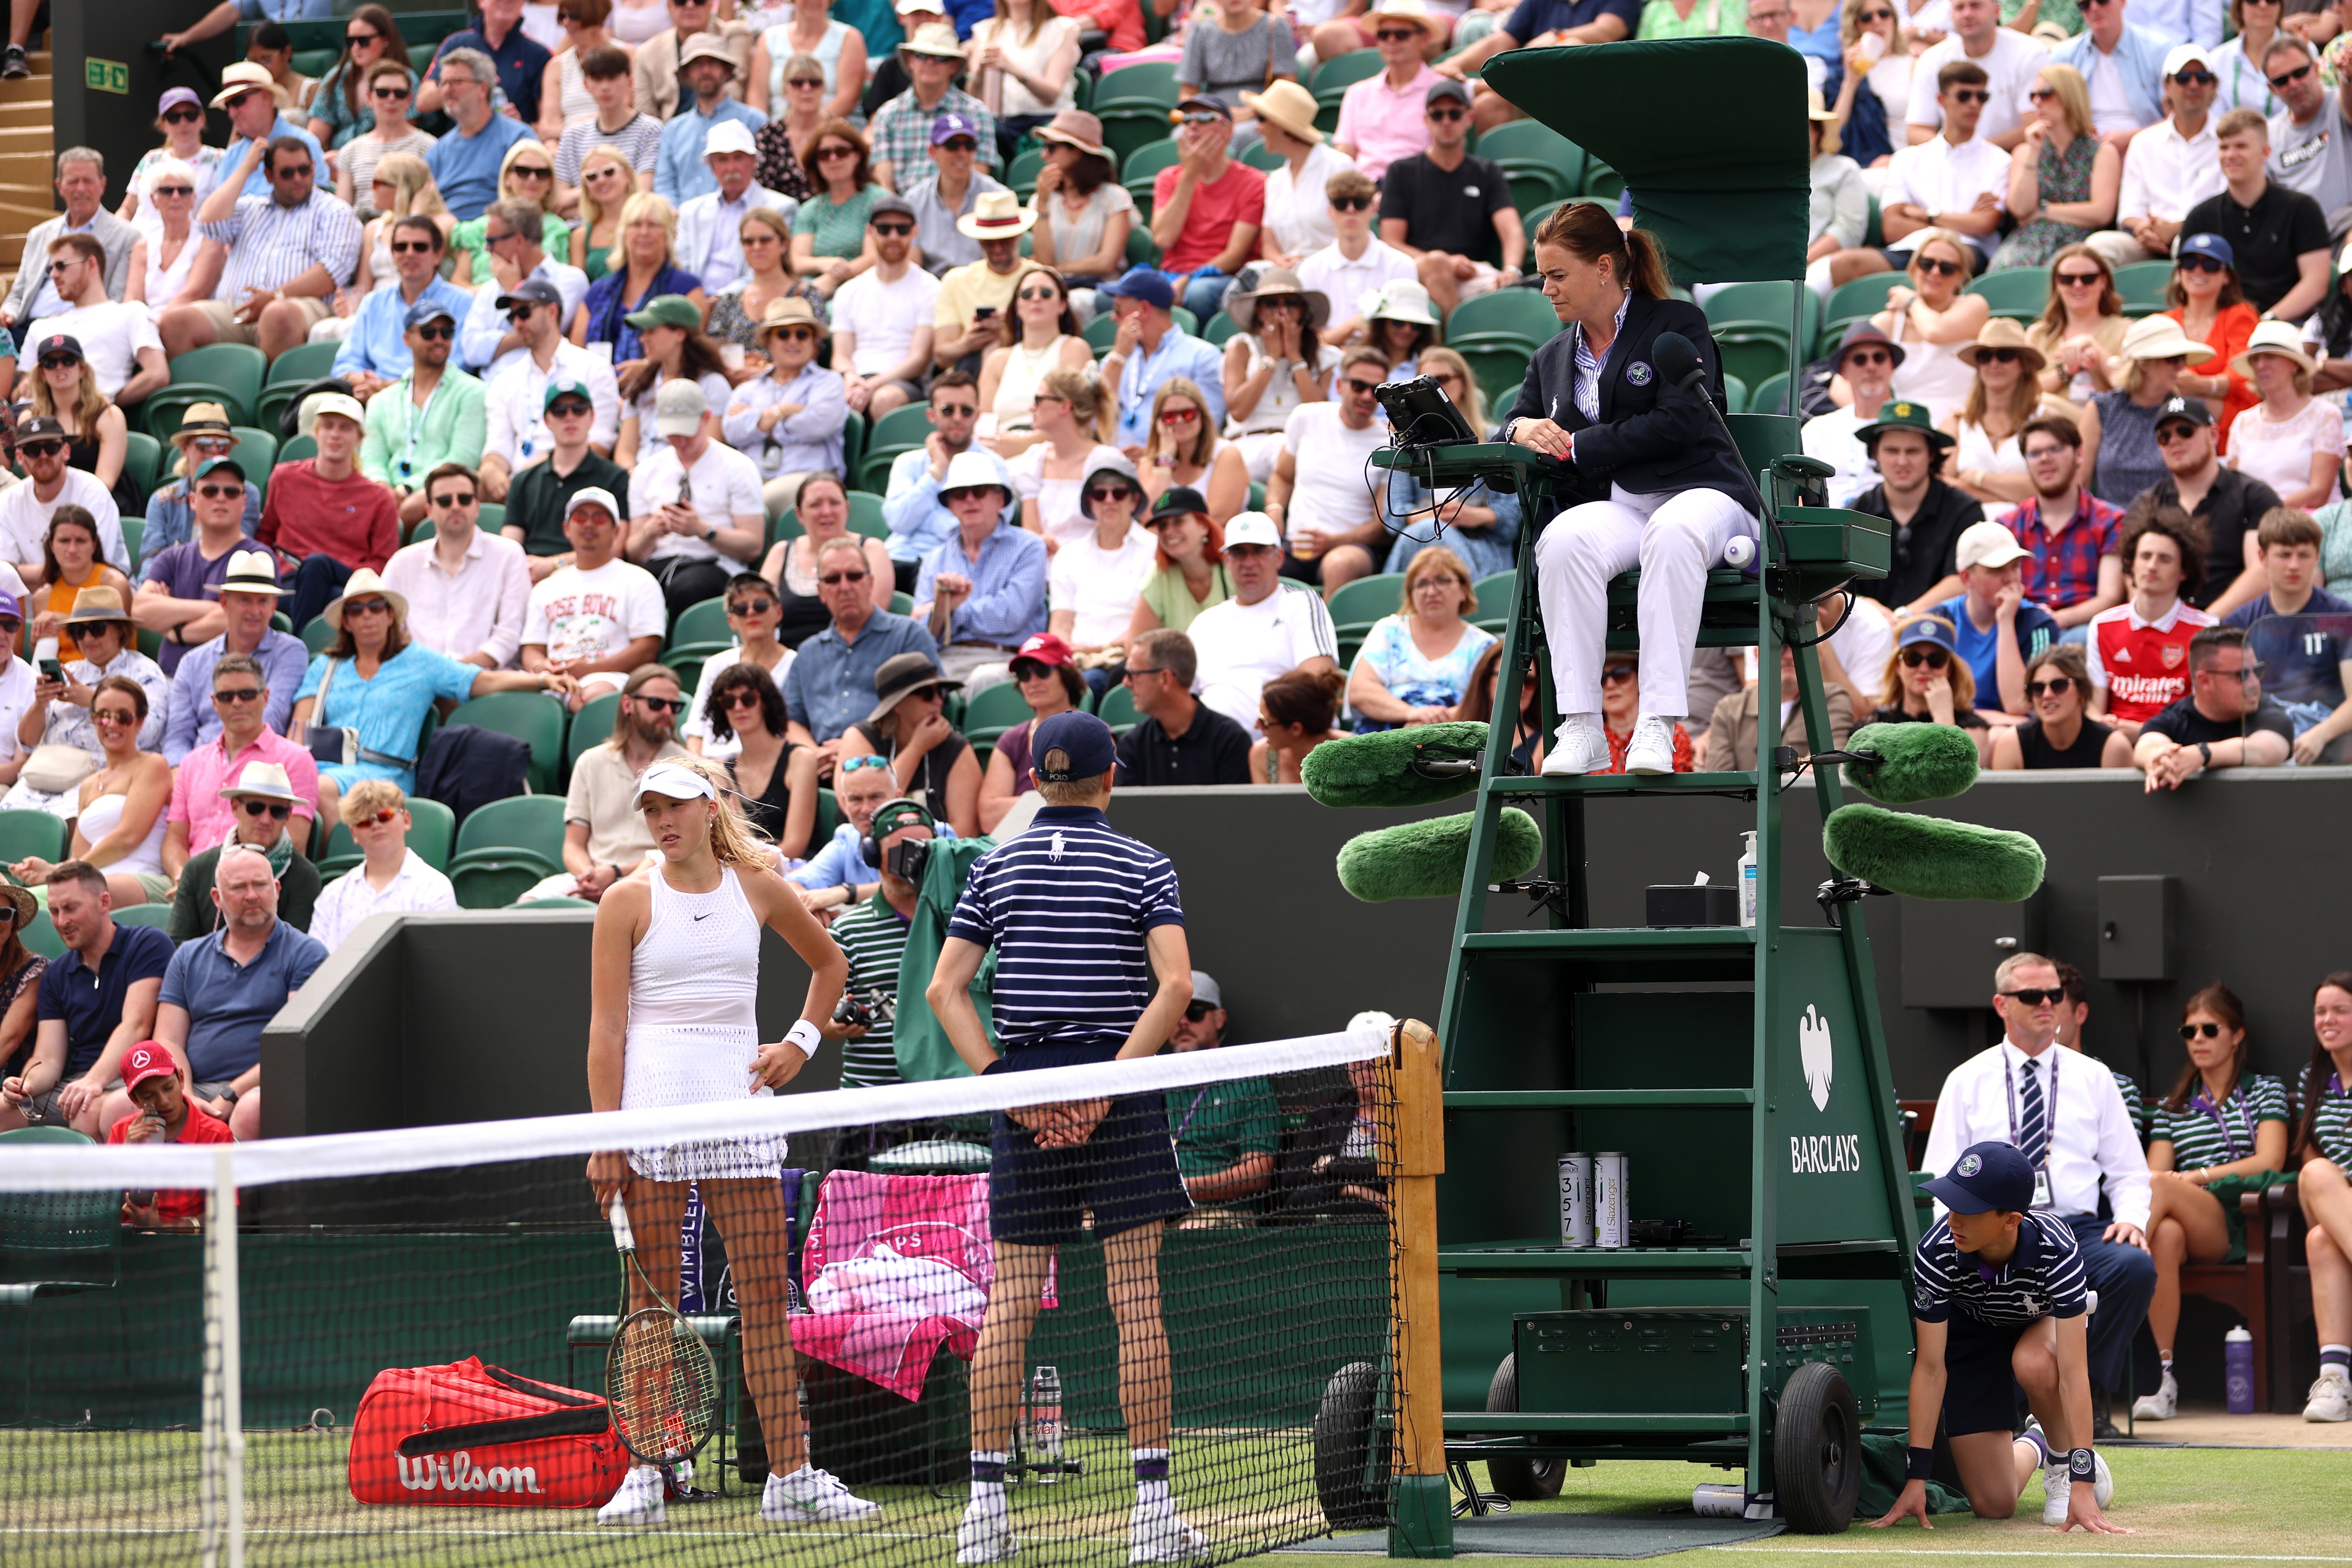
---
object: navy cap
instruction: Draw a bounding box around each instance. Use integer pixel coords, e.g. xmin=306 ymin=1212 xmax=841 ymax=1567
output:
xmin=1921 ymin=1141 xmax=2036 ymax=1215
xmin=404 ymin=297 xmax=459 ymax=330
xmin=1032 ymin=711 xmax=1117 ymax=782
xmin=1896 ymin=612 xmax=1958 ymax=655
xmin=496 ymin=276 xmax=563 ymax=311
xmin=1101 ymin=265 xmax=1174 ymax=311
xmin=2177 ymin=231 xmax=2234 ymax=269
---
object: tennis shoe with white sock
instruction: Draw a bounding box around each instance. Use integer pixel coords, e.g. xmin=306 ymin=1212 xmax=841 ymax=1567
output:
xmin=1130 ymin=1497 xmax=1210 ymax=1562
xmin=956 ymin=1496 xmax=1018 ymax=1563
xmin=760 ymin=1463 xmax=878 ymax=1525
xmin=1541 ymin=716 xmax=1607 ymax=776
xmin=2306 ymin=1366 xmax=2352 ymax=1422
xmin=2132 ymin=1366 xmax=2177 ymax=1420
xmin=1624 ymin=715 xmax=1675 ymax=775
xmin=2040 ymin=1462 xmax=2072 ymax=1526
xmin=596 ymin=1463 xmax=666 ymax=1526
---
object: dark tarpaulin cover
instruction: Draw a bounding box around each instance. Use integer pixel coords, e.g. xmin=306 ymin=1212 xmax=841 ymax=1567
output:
xmin=1481 ymin=36 xmax=1811 ymax=286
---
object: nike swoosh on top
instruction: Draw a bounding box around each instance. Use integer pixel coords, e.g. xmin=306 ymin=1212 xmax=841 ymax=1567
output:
xmin=692 ymin=911 xmax=712 ymax=920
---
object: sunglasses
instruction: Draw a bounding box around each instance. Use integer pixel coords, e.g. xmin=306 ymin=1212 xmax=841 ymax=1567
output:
xmin=195 ymin=483 xmax=242 ymax=499
xmin=722 ymin=688 xmax=764 ymax=708
xmin=2023 ymin=676 xmax=2074 ymax=698
xmin=42 ymin=259 xmax=75 ymax=275
xmin=2001 ymin=988 xmax=2064 ymax=1006
xmin=275 ymin=164 xmax=315 ymax=179
xmin=2178 ymin=253 xmax=2229 ymax=273
xmin=1899 ymin=645 xmax=1949 ymax=668
xmin=343 ymin=599 xmax=393 ymax=616
xmin=1123 ymin=665 xmax=1164 ymax=681
xmin=483 ymin=229 xmax=518 ymax=245
xmin=93 ymin=705 xmax=139 ymax=725
xmin=1600 ymin=663 xmax=1636 ymax=684
xmin=211 ymin=686 xmax=263 ymax=704
xmin=1843 ymin=348 xmax=1892 ymax=367
xmin=547 ymin=400 xmax=593 ymax=419
xmin=632 ymin=694 xmax=683 ymax=714
xmin=1375 ymin=27 xmax=1420 ymax=40
xmin=1914 ymin=256 xmax=1966 ymax=278
xmin=728 ymin=597 xmax=776 ymax=615
xmin=1183 ymin=1001 xmax=1219 ymax=1021
xmin=374 ymin=84 xmax=411 ymax=99
xmin=939 ymin=138 xmax=979 ymax=153
xmin=871 ymin=221 xmax=914 ymax=237
xmin=239 ymin=799 xmax=292 ymax=819
xmin=820 ymin=570 xmax=869 ymax=585
xmin=1978 ymin=347 xmax=2021 ymax=364
xmin=2056 ymin=269 xmax=2103 ymax=287
xmin=1159 ymin=406 xmax=1200 ymax=424
xmin=510 ymin=165 xmax=553 ymax=180
xmin=2154 ymin=422 xmax=2203 ymax=444
xmin=2272 ymin=62 xmax=2316 ymax=88
xmin=769 ymin=327 xmax=817 ymax=343
xmin=2027 ymin=87 xmax=2057 ymax=102
xmin=2173 ymin=69 xmax=2216 ymax=85
xmin=152 ymin=183 xmax=195 ymax=197
xmin=1331 ymin=194 xmax=1373 ymax=211
xmin=1011 ymin=662 xmax=1055 ymax=681
xmin=1181 ymin=111 xmax=1225 ymax=126
xmin=839 ymin=755 xmax=894 ymax=771
xmin=162 ymin=107 xmax=202 ymax=125
xmin=17 ymin=441 xmax=62 ymax=458
xmin=1427 ymin=106 xmax=1465 ymax=121
xmin=353 ymin=807 xmax=402 ymax=830
xmin=506 ymin=304 xmax=539 ymax=321
xmin=1858 ymin=5 xmax=1892 ymax=16
xmin=1949 ymin=88 xmax=1990 ymax=104
xmin=1017 ymin=286 xmax=1060 ymax=301
xmin=1342 ymin=377 xmax=1385 ymax=396
xmin=933 ymin=404 xmax=976 ymax=420
xmin=2209 ymin=661 xmax=2264 ymax=681
xmin=816 ymin=145 xmax=858 ymax=160
xmin=37 ymin=357 xmax=76 ymax=372
xmin=1087 ymin=485 xmax=1137 ymax=504
xmin=431 ymin=490 xmax=476 ymax=507
xmin=413 ymin=323 xmax=454 ymax=341
xmin=390 ymin=240 xmax=435 ymax=254
xmin=2180 ymin=1020 xmax=2227 ymax=1040
xmin=347 ymin=29 xmax=382 ymax=43
xmin=788 ymin=76 xmax=824 ymax=88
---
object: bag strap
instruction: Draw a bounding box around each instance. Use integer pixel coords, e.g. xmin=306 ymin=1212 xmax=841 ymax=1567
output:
xmin=394 ymin=1405 xmax=613 ymax=1456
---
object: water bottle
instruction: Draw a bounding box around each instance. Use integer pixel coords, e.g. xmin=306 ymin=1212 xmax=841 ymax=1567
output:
xmin=1028 ymin=1366 xmax=1063 ymax=1482
xmin=2225 ymin=1326 xmax=2256 ymax=1414
xmin=1737 ymin=831 xmax=1758 ymax=928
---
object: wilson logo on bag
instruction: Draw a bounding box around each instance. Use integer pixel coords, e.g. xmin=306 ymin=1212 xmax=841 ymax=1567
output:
xmin=349 ymin=1357 xmax=627 ymax=1508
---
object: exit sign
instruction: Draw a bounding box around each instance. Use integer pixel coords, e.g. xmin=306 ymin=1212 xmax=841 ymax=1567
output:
xmin=84 ymin=58 xmax=129 ymax=95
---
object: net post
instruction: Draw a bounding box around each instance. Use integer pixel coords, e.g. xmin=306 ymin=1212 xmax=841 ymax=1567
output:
xmin=1386 ymin=1019 xmax=1451 ymax=1559
xmin=205 ymin=1145 xmax=246 ymax=1568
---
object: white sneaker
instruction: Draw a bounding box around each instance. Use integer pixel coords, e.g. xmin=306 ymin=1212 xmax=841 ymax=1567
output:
xmin=2131 ymin=1366 xmax=2178 ymax=1421
xmin=2091 ymin=1448 xmax=2113 ymax=1507
xmin=957 ymin=1496 xmax=1018 ymax=1563
xmin=2041 ymin=1462 xmax=2071 ymax=1527
xmin=2306 ymin=1366 xmax=2352 ymax=1422
xmin=597 ymin=1463 xmax=666 ymax=1526
xmin=760 ymin=1463 xmax=880 ymax=1525
xmin=1540 ymin=715 xmax=1607 ymax=776
xmin=1130 ymin=1496 xmax=1210 ymax=1562
xmin=1624 ymin=715 xmax=1676 ymax=774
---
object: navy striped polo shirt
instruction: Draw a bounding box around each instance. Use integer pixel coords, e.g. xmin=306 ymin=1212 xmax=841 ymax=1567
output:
xmin=1911 ymin=1211 xmax=2088 ymax=1328
xmin=948 ymin=805 xmax=1186 ymax=1053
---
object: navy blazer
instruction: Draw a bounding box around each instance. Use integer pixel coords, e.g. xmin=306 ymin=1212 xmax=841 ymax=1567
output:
xmin=1505 ymin=292 xmax=1761 ymax=516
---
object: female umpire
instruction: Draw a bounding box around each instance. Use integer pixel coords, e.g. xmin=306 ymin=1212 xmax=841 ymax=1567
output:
xmin=1503 ymin=201 xmax=1761 ymax=778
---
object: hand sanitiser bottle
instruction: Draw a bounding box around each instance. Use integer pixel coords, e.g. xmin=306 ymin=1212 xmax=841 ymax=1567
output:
xmin=1738 ymin=831 xmax=1758 ymax=927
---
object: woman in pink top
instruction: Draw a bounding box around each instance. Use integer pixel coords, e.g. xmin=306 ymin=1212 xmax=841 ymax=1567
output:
xmin=2226 ymin=322 xmax=2343 ymax=511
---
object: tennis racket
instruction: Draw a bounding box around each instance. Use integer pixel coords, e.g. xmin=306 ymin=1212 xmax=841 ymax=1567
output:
xmin=603 ymin=1197 xmax=723 ymax=1468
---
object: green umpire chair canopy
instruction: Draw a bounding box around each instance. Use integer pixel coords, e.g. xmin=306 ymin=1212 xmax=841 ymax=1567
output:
xmin=1481 ymin=37 xmax=1811 ymax=287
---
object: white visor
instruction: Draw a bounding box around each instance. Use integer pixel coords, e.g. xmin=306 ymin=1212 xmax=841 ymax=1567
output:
xmin=633 ymin=761 xmax=717 ymax=810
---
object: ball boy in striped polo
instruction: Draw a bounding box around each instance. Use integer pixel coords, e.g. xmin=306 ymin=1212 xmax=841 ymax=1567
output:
xmin=927 ymin=711 xmax=1206 ymax=1564
xmin=1875 ymin=1142 xmax=2126 ymax=1535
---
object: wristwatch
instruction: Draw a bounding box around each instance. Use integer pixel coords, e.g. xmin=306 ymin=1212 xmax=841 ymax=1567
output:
xmin=220 ymin=1086 xmax=240 ymax=1106
xmin=2197 ymin=740 xmax=2213 ymax=768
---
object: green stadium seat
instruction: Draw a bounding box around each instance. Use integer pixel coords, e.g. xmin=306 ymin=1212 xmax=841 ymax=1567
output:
xmin=1239 ymin=142 xmax=1285 ymax=172
xmin=1965 ymin=265 xmax=2050 ymax=322
xmin=1446 ymin=288 xmax=1563 ymax=347
xmin=1120 ymin=137 xmax=1181 ymax=219
xmin=670 ymin=596 xmax=732 ymax=649
xmin=1454 ymin=340 xmax=1533 ymax=414
xmin=1096 ymin=60 xmax=1178 ymax=105
xmin=891 ymin=591 xmax=914 ymax=615
xmin=229 ymin=426 xmax=279 ymax=502
xmin=302 ymin=617 xmax=337 ymax=655
xmin=2114 ymin=260 xmax=2172 ymax=317
xmin=144 ymin=344 xmax=268 ymax=441
xmin=1309 ymin=48 xmax=1385 ymax=98
xmin=123 ymin=433 xmax=162 ymax=503
xmin=19 ymin=911 xmax=60 ymax=958
xmin=839 ymin=408 xmax=865 ymax=492
xmin=1863 ymin=192 xmax=1882 ymax=249
xmin=446 ymin=795 xmax=569 ymax=909
xmin=566 ymin=691 xmax=623 ymax=777
xmin=960 ymin=681 xmax=1035 ymax=751
xmin=108 ymin=903 xmax=175 ymax=931
xmin=280 ymin=434 xmax=317 ymax=465
xmin=1084 ymin=311 xmax=1123 ymax=354
xmin=1008 ymin=146 xmax=1047 ymax=198
xmin=1821 ymin=273 xmax=1903 ymax=353
xmin=0 ymin=809 xmax=67 ymax=869
xmin=1126 ymin=224 xmax=1160 ymax=271
xmin=1748 ymin=371 xmax=1789 ymax=416
xmin=1583 ymin=161 xmax=1624 ymax=202
xmin=119 ymin=518 xmax=143 ymax=569
xmin=1094 ymin=682 xmax=1138 ymax=734
xmin=256 ymin=341 xmax=343 ymax=432
xmin=858 ymin=401 xmax=933 ymax=493
xmin=1469 ymin=119 xmax=1587 ymax=188
xmin=1203 ymin=311 xmax=1241 ymax=346
xmin=1327 ymin=573 xmax=1403 ymax=640
xmin=447 ymin=691 xmax=566 ymax=793
xmin=1703 ymin=280 xmax=1822 ymax=394
xmin=1723 ymin=372 xmax=1748 ymax=414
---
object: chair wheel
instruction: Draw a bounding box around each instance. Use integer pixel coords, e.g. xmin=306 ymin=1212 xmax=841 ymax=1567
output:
xmin=1484 ymin=1353 xmax=1564 ymax=1500
xmin=1774 ymin=1361 xmax=1859 ymax=1534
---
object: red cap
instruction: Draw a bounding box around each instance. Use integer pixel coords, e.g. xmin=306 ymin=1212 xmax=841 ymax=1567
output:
xmin=119 ymin=1041 xmax=179 ymax=1095
xmin=1013 ymin=633 xmax=1073 ymax=669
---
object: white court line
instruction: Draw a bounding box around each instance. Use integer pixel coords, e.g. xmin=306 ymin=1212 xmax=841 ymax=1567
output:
xmin=1716 ymin=1550 xmax=2352 ymax=1563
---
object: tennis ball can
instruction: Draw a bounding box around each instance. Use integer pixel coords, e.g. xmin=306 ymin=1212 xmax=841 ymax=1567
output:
xmin=1595 ymin=1153 xmax=1630 ymax=1248
xmin=1557 ymin=1154 xmax=1593 ymax=1247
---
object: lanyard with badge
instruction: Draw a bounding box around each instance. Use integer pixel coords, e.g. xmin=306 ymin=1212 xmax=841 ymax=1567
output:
xmin=395 ymin=374 xmax=451 ymax=490
xmin=2188 ymin=1082 xmax=2255 ymax=1164
xmin=2003 ymin=1048 xmax=2058 ymax=1211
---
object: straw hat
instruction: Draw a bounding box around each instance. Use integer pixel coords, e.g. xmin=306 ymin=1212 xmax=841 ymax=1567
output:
xmin=210 ymin=61 xmax=285 ymax=110
xmin=1034 ymin=109 xmax=1107 ymax=158
xmin=1956 ymin=317 xmax=2048 ymax=376
xmin=170 ymin=402 xmax=235 ymax=447
xmin=1242 ymin=80 xmax=1322 ymax=144
xmin=1364 ymin=0 xmax=1446 ymax=43
xmin=63 ymin=586 xmax=133 ymax=627
xmin=2230 ymin=318 xmax=2316 ymax=379
xmin=322 ymin=568 xmax=411 ymax=632
xmin=218 ymin=760 xmax=300 ymax=804
xmin=0 ymin=880 xmax=35 ymax=933
xmin=957 ymin=188 xmax=1037 ymax=241
xmin=755 ymin=296 xmax=823 ymax=343
xmin=900 ymin=22 xmax=966 ymax=58
xmin=1227 ymin=267 xmax=1331 ymax=331
xmin=2120 ymin=314 xmax=2210 ymax=361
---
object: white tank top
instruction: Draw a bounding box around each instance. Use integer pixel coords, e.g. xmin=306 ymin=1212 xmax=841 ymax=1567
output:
xmin=79 ymin=788 xmax=167 ymax=877
xmin=557 ymin=50 xmax=595 ymax=128
xmin=621 ymin=863 xmax=778 ymax=1180
xmin=989 ymin=334 xmax=1073 ymax=434
xmin=1229 ymin=334 xmax=1325 ymax=437
xmin=143 ymin=230 xmax=201 ymax=319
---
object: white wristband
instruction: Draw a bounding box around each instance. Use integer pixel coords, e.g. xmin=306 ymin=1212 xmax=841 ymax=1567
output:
xmin=785 ymin=1019 xmax=823 ymax=1057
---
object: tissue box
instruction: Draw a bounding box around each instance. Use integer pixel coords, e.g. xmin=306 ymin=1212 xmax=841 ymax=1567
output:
xmin=1646 ymin=885 xmax=1737 ymax=927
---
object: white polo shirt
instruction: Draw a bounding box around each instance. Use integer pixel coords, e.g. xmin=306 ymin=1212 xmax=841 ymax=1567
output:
xmin=308 ymin=847 xmax=458 ymax=952
xmin=2116 ymin=113 xmax=2225 ymax=225
xmin=1189 ymin=582 xmax=1339 ymax=738
xmin=1880 ymin=132 xmax=2012 ymax=260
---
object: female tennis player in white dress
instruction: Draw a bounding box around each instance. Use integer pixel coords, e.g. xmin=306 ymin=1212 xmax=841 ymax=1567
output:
xmin=586 ymin=757 xmax=877 ymax=1528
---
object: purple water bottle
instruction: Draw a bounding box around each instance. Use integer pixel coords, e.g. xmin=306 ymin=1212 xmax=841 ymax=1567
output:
xmin=2224 ymin=1326 xmax=2256 ymax=1415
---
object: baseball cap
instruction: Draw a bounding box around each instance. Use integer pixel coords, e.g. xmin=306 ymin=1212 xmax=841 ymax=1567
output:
xmin=931 ymin=111 xmax=981 ymax=146
xmin=1222 ymin=511 xmax=1281 ymax=549
xmin=0 ymin=589 xmax=23 ymax=622
xmin=679 ymin=32 xmax=737 ymax=69
xmin=14 ymin=414 xmax=66 ymax=443
xmin=121 ymin=1042 xmax=182 ymax=1096
xmin=1012 ymin=632 xmax=1074 ymax=669
xmin=869 ymin=193 xmax=915 ymax=222
xmin=2162 ymin=42 xmax=2212 ymax=78
xmin=309 ymin=392 xmax=365 ymax=429
xmin=2177 ymin=231 xmax=2234 ymax=269
xmin=1921 ymin=1141 xmax=2037 ymax=1215
xmin=1101 ymin=266 xmax=1175 ymax=311
xmin=1173 ymin=94 xmax=1232 ymax=118
xmin=702 ymin=118 xmax=757 ymax=159
xmin=1191 ymin=971 xmax=1223 ymax=1009
xmin=1896 ymin=612 xmax=1960 ymax=655
xmin=2154 ymin=393 xmax=2213 ymax=429
xmin=653 ymin=377 xmax=710 ymax=437
xmin=1425 ymin=78 xmax=1471 ymax=108
xmin=1031 ymin=711 xmax=1118 ymax=782
xmin=158 ymin=86 xmax=203 ymax=116
xmin=496 ymin=276 xmax=563 ymax=312
xmin=1955 ymin=519 xmax=2031 ymax=572
xmin=32 ymin=333 xmax=82 ymax=364
xmin=624 ymin=293 xmax=703 ymax=333
xmin=403 ymin=297 xmax=459 ymax=330
xmin=543 ymin=374 xmax=596 ymax=412
xmin=1146 ymin=485 xmax=1209 ymax=525
xmin=566 ymin=486 xmax=623 ymax=524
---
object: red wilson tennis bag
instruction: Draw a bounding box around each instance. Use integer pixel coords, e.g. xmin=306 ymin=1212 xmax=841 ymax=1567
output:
xmin=348 ymin=1357 xmax=627 ymax=1508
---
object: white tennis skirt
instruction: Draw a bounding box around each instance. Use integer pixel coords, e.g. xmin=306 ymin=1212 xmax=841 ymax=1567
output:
xmin=620 ymin=1025 xmax=786 ymax=1183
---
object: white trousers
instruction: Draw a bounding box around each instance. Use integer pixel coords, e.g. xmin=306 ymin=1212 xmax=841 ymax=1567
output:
xmin=1534 ymin=485 xmax=1756 ymax=720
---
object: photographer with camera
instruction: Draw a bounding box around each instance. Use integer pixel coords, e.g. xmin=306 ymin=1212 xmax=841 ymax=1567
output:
xmin=821 ymin=795 xmax=938 ymax=1092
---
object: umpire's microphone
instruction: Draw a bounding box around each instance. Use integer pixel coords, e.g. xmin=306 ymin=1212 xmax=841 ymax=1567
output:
xmin=1651 ymin=330 xmax=1761 ymax=574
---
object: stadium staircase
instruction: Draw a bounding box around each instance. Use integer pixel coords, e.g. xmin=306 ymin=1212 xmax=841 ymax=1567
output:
xmin=0 ymin=43 xmax=49 ymax=281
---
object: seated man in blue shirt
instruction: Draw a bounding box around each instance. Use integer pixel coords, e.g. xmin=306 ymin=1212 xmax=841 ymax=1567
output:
xmin=1098 ymin=268 xmax=1225 ymax=457
xmin=0 ymin=863 xmax=172 ymax=1139
xmin=425 ymin=47 xmax=543 ymax=222
xmin=1936 ymin=521 xmax=2062 ymax=724
xmin=333 ymin=217 xmax=477 ymax=403
xmin=2223 ymin=506 xmax=2352 ymax=763
xmin=153 ymin=842 xmax=329 ymax=1142
xmin=790 ymin=750 xmax=956 ymax=907
xmin=783 ymin=536 xmax=942 ymax=757
xmin=914 ymin=451 xmax=1048 ymax=689
xmin=882 ymin=370 xmax=1011 ymax=594
xmin=419 ymin=0 xmax=553 ymax=126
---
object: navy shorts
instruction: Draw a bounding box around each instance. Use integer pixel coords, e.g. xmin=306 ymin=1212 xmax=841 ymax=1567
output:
xmin=986 ymin=1042 xmax=1193 ymax=1247
xmin=1939 ymin=1313 xmax=2031 ymax=1438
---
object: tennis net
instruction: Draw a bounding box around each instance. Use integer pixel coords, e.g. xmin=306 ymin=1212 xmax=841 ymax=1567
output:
xmin=0 ymin=1026 xmax=1405 ymax=1567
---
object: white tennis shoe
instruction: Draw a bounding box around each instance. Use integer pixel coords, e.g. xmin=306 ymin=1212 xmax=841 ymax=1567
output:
xmin=761 ymin=1463 xmax=879 ymax=1524
xmin=1542 ymin=716 xmax=1607 ymax=776
xmin=2131 ymin=1366 xmax=2177 ymax=1421
xmin=596 ymin=1463 xmax=666 ymax=1526
xmin=2309 ymin=1366 xmax=2352 ymax=1421
xmin=1624 ymin=715 xmax=1675 ymax=775
xmin=2040 ymin=1462 xmax=2071 ymax=1526
xmin=956 ymin=1496 xmax=1019 ymax=1562
xmin=1130 ymin=1497 xmax=1210 ymax=1562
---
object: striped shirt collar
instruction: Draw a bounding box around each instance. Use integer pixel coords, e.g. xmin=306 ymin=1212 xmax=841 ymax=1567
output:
xmin=1569 ymin=290 xmax=1631 ymax=424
